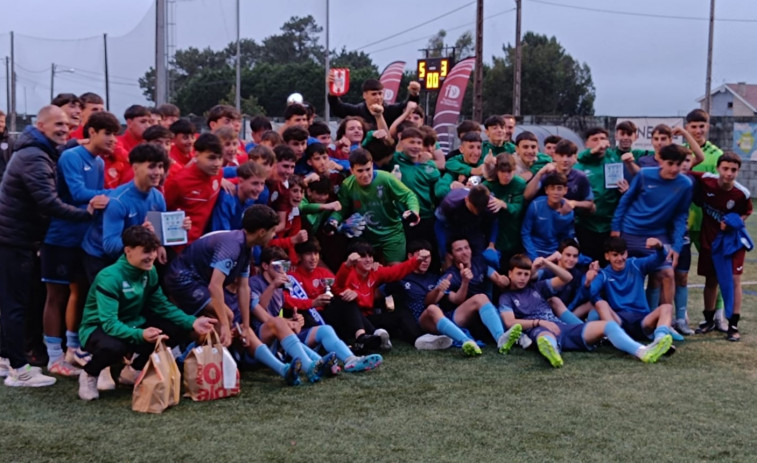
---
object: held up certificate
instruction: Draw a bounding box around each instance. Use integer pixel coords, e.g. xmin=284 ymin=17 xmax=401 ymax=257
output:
xmin=146 ymin=210 xmax=188 ymax=246
xmin=604 ymin=163 xmax=624 ymax=189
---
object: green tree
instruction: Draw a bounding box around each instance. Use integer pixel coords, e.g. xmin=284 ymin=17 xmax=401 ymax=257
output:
xmin=483 ymin=32 xmax=595 ymax=116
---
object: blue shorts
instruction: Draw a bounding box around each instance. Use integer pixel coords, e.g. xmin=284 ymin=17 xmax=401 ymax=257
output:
xmin=164 ymin=270 xmax=211 ymax=316
xmin=529 ymin=323 xmax=591 ymax=352
xmin=40 ymin=244 xmax=83 ymax=284
xmin=616 ymin=310 xmax=649 ymax=340
xmin=622 ymin=233 xmax=672 ymax=270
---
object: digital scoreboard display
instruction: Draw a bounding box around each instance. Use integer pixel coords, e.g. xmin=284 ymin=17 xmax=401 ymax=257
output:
xmin=417 ymin=57 xmax=452 ymax=91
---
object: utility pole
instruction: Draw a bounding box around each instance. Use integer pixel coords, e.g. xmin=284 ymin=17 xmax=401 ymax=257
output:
xmin=155 ymin=0 xmax=168 ymax=105
xmin=704 ymin=0 xmax=715 ymax=113
xmin=5 ymin=57 xmax=9 ymax=116
xmin=10 ymin=31 xmax=16 ymax=132
xmin=513 ymin=0 xmax=522 ymax=117
xmin=235 ymin=0 xmax=241 ymax=112
xmin=473 ymin=0 xmax=484 ymax=122
xmin=103 ymin=34 xmax=110 ymax=110
xmin=324 ymin=0 xmax=331 ymax=121
xmin=50 ymin=63 xmax=55 ymax=101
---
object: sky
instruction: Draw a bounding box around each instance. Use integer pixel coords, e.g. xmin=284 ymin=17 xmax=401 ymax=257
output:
xmin=0 ymin=0 xmax=755 ymax=120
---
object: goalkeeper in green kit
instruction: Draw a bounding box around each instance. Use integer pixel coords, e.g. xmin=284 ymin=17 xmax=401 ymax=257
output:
xmin=327 ymin=149 xmax=421 ymax=264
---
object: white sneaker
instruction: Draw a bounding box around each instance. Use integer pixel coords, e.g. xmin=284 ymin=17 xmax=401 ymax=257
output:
xmin=78 ymin=372 xmax=99 ymax=400
xmin=97 ymin=367 xmax=116 ymax=391
xmin=374 ymin=329 xmax=392 ymax=350
xmin=65 ymin=347 xmax=92 ymax=367
xmin=673 ymin=319 xmax=694 ymax=336
xmin=714 ymin=309 xmax=729 ymax=332
xmin=118 ymin=365 xmax=140 ymax=386
xmin=414 ymin=334 xmax=454 ymax=350
xmin=4 ymin=364 xmax=56 ymax=387
xmin=47 ymin=357 xmax=82 ymax=377
xmin=0 ymin=357 xmax=9 ymax=377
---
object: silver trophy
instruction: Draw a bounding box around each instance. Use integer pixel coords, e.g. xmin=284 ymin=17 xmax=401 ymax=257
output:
xmin=321 ymin=278 xmax=335 ymax=298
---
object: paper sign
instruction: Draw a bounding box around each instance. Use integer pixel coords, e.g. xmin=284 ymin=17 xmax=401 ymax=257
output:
xmin=329 ymin=68 xmax=350 ymax=96
xmin=604 ymin=163 xmax=624 ymax=189
xmin=146 ymin=210 xmax=188 ymax=246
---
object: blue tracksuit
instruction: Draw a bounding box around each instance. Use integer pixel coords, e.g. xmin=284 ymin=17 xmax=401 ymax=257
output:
xmin=588 ymin=246 xmax=666 ymax=314
xmin=45 ymin=146 xmax=108 ymax=247
xmin=521 ymin=196 xmax=575 ymax=260
xmin=712 ymin=213 xmax=754 ymax=318
xmin=81 ymin=181 xmax=166 ymax=259
xmin=611 ymin=167 xmax=692 ymax=253
xmin=208 ymin=185 xmax=270 ymax=232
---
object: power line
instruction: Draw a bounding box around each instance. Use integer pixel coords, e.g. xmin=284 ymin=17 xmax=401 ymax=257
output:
xmin=354 ymin=1 xmax=476 ymax=51
xmin=365 ymin=8 xmax=514 ymax=55
xmin=527 ymin=0 xmax=757 ymax=23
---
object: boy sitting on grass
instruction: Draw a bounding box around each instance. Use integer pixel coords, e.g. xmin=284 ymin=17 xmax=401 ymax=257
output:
xmin=498 ymin=253 xmax=673 ymax=368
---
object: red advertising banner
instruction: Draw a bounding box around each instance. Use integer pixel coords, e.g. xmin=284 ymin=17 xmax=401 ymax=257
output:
xmin=432 ymin=58 xmax=475 ymax=153
xmin=329 ymin=68 xmax=350 ymax=96
xmin=379 ymin=61 xmax=406 ymax=104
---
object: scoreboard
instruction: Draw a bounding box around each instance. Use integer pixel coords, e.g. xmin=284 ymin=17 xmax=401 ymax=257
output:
xmin=417 ymin=57 xmax=452 ymax=91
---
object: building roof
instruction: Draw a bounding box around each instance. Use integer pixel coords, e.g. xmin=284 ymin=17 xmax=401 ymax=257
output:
xmin=697 ymin=83 xmax=757 ymax=112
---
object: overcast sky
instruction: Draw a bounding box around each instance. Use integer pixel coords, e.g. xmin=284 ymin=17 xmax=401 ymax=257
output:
xmin=0 ymin=0 xmax=755 ymax=120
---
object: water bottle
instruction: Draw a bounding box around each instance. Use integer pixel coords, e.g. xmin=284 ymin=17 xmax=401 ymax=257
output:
xmin=391 ymin=165 xmax=402 ymax=181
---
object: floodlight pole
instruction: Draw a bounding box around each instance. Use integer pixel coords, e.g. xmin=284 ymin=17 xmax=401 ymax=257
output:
xmin=704 ymin=0 xmax=715 ymax=113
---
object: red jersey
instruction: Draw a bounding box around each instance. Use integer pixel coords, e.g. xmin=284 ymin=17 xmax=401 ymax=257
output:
xmin=70 ymin=125 xmax=84 ymax=140
xmin=103 ymin=146 xmax=133 ymax=189
xmin=266 ymin=179 xmax=291 ymax=213
xmin=170 ymin=144 xmax=193 ymax=167
xmin=237 ymin=140 xmax=249 ymax=164
xmin=117 ymin=130 xmax=142 ymax=155
xmin=693 ymin=171 xmax=752 ymax=252
xmin=289 ymin=266 xmax=336 ymax=300
xmin=163 ymin=163 xmax=223 ymax=244
xmin=332 ymin=258 xmax=420 ymax=314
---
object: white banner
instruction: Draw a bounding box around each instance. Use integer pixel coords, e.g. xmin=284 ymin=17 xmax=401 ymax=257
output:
xmin=622 ymin=117 xmax=685 ymax=151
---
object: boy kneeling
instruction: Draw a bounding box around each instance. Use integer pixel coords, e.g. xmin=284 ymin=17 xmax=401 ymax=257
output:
xmin=78 ymin=226 xmax=215 ymax=400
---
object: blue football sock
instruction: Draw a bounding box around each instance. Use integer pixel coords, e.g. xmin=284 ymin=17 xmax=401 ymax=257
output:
xmin=603 ymin=321 xmax=642 ymax=356
xmin=44 ymin=336 xmax=64 ymax=363
xmin=315 ymin=325 xmax=352 ymax=361
xmin=653 ymin=326 xmax=671 ymax=340
xmin=65 ymin=330 xmax=80 ymax=349
xmin=254 ymin=344 xmax=286 ymax=377
xmin=674 ymin=285 xmax=688 ymax=320
xmin=478 ymin=302 xmax=504 ymax=341
xmin=300 ymin=343 xmax=322 ymax=362
xmin=436 ymin=317 xmax=471 ymax=344
xmin=281 ymin=334 xmax=314 ymax=370
xmin=587 ymin=310 xmax=600 ymax=321
xmin=645 ymin=285 xmax=661 ymax=310
xmin=559 ymin=310 xmax=583 ymax=325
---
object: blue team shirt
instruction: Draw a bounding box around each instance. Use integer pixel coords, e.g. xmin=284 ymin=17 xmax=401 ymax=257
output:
xmin=248 ymin=274 xmax=283 ymax=332
xmin=389 ymin=271 xmax=438 ymax=320
xmin=208 ymin=184 xmax=270 ymax=232
xmin=45 ymin=145 xmax=107 ymax=247
xmin=611 ymin=167 xmax=692 ymax=253
xmin=588 ymin=247 xmax=666 ymax=314
xmin=521 ymin=196 xmax=575 ymax=259
xmin=81 ymin=181 xmax=166 ymax=258
xmin=169 ymin=229 xmax=252 ymax=287
xmin=533 ymin=169 xmax=594 ymax=202
xmin=498 ymin=280 xmax=562 ymax=335
xmin=441 ymin=256 xmax=495 ymax=301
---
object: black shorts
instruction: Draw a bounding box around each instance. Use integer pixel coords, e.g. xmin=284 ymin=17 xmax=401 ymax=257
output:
xmin=40 ymin=244 xmax=83 ymax=284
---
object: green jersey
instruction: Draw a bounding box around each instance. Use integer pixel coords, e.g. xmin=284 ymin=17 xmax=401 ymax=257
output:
xmin=331 ymin=170 xmax=420 ymax=242
xmin=445 ymin=153 xmax=483 ymax=178
xmin=483 ymin=140 xmax=516 ymax=156
xmin=688 ymin=140 xmax=723 ymax=231
xmin=574 ymin=147 xmax=626 ymax=233
xmin=483 ymin=176 xmax=527 ymax=254
xmin=394 ymin=151 xmax=441 ymax=219
xmin=79 ymin=255 xmax=195 ymax=346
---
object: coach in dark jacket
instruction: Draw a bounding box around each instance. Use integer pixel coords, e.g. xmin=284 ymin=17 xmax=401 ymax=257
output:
xmin=0 ymin=105 xmax=93 ymax=378
xmin=328 ymin=78 xmax=421 ymax=129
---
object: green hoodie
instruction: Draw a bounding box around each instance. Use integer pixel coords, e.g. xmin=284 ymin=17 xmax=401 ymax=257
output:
xmin=393 ymin=151 xmax=441 ymax=219
xmin=483 ymin=176 xmax=527 ymax=254
xmin=79 ymin=254 xmax=195 ymax=346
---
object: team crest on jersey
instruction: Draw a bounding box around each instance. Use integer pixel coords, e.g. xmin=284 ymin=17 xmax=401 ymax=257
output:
xmin=513 ymin=300 xmax=520 ymax=307
xmin=108 ymin=167 xmax=118 ymax=178
xmin=313 ymin=279 xmax=320 ymax=288
xmin=405 ymin=282 xmax=411 ymax=290
xmin=122 ymin=281 xmax=134 ymax=294
xmin=270 ymin=191 xmax=279 ymax=203
xmin=425 ymin=165 xmax=435 ymax=174
xmin=142 ymin=275 xmax=148 ymax=287
xmin=212 ymin=179 xmax=220 ymax=191
xmin=376 ymin=185 xmax=384 ymax=198
xmin=727 ymin=200 xmax=735 ymax=210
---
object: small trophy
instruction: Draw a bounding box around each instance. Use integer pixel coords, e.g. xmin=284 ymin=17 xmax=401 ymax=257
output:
xmin=321 ymin=278 xmax=335 ymax=298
